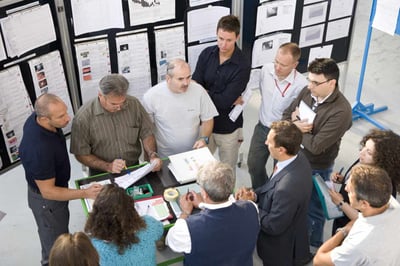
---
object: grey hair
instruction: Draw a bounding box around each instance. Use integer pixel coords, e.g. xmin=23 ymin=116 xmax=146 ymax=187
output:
xmin=34 ymin=93 xmax=63 ymax=118
xmin=197 ymin=161 xmax=235 ymax=202
xmin=98 ymin=74 xmax=129 ymax=96
xmin=166 ymin=58 xmax=189 ymax=77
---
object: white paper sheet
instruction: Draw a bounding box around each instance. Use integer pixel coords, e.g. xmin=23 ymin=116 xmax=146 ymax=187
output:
xmin=255 ymin=0 xmax=296 ymax=36
xmin=189 ymin=0 xmax=222 ymax=7
xmin=28 ymin=51 xmax=74 ymax=134
xmin=326 ymin=17 xmax=351 ymax=42
xmin=0 ymin=36 xmax=7 ymax=61
xmin=372 ymin=0 xmax=400 ymax=35
xmin=251 ymin=33 xmax=291 ymax=68
xmin=187 ymin=6 xmax=230 ymax=43
xmin=308 ymin=45 xmax=333 ymax=63
xmin=154 ymin=25 xmax=185 ymax=82
xmin=128 ymin=0 xmax=175 ymax=26
xmin=0 ymin=4 xmax=56 ymax=57
xmin=116 ymin=32 xmax=152 ymax=103
xmin=301 ymin=2 xmax=328 ymax=27
xmin=229 ymin=88 xmax=253 ymax=122
xmin=299 ymin=23 xmax=325 ymax=48
xmin=71 ymin=0 xmax=124 ymax=36
xmin=329 ymin=0 xmax=355 ymax=20
xmin=114 ymin=161 xmax=157 ymax=189
xmin=0 ymin=66 xmax=33 ymax=163
xmin=74 ymin=39 xmax=111 ymax=103
xmin=188 ymin=41 xmax=217 ymax=73
xmin=299 ymin=100 xmax=316 ymax=123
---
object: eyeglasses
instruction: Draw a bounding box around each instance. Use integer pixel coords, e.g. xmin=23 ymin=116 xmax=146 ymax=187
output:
xmin=307 ymin=77 xmax=332 ymax=87
xmin=103 ymin=95 xmax=127 ymax=110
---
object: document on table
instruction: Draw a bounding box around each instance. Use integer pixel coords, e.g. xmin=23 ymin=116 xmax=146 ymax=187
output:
xmin=80 ymin=179 xmax=112 ymax=212
xmin=114 ymin=161 xmax=157 ymax=189
xmin=135 ymin=195 xmax=172 ymax=221
xmin=299 ymin=100 xmax=316 ymax=123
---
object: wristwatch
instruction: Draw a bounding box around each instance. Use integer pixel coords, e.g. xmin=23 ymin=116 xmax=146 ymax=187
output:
xmin=199 ymin=136 xmax=209 ymax=144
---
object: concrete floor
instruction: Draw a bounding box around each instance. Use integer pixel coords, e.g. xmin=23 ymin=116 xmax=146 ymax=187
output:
xmin=1 ymin=1 xmax=400 ymax=265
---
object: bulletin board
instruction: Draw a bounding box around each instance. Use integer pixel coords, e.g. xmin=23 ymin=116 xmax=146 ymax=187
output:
xmin=241 ymin=0 xmax=358 ymax=73
xmin=62 ymin=0 xmax=232 ymax=104
xmin=0 ymin=0 xmax=74 ymax=174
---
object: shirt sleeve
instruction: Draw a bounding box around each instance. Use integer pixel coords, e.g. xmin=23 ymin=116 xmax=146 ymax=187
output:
xmin=165 ymin=218 xmax=192 ymax=253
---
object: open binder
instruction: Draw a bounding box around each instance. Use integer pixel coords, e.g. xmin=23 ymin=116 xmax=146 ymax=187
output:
xmin=312 ymin=174 xmax=344 ymax=220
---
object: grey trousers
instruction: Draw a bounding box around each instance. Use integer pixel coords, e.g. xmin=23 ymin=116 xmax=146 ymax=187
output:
xmin=28 ymin=187 xmax=69 ymax=266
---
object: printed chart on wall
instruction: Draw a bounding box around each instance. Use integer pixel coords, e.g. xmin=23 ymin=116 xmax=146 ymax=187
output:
xmin=0 ymin=66 xmax=33 ymax=164
xmin=28 ymin=51 xmax=74 ymax=134
xmin=154 ymin=24 xmax=185 ymax=82
xmin=128 ymin=0 xmax=176 ymax=26
xmin=75 ymin=39 xmax=111 ymax=104
xmin=0 ymin=3 xmax=56 ymax=58
xmin=116 ymin=31 xmax=152 ymax=102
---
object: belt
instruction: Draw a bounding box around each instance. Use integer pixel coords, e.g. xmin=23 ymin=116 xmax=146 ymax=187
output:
xmin=28 ymin=185 xmax=41 ymax=195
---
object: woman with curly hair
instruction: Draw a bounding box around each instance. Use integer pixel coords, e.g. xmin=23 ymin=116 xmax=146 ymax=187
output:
xmin=329 ymin=129 xmax=400 ymax=234
xmin=84 ymin=184 xmax=163 ymax=265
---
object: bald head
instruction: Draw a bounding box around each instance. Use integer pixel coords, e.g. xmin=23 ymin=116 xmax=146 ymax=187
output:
xmin=35 ymin=93 xmax=64 ymax=118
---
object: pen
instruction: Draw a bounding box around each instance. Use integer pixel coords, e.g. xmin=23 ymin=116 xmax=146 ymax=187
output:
xmin=338 ymin=167 xmax=344 ymax=175
xmin=296 ymin=115 xmax=301 ymax=121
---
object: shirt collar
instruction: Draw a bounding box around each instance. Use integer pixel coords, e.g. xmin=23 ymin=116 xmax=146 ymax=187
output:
xmin=198 ymin=195 xmax=234 ymax=210
xmin=273 ymin=155 xmax=298 ymax=177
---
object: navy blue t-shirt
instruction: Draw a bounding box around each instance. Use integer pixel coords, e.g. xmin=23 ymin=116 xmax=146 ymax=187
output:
xmin=19 ymin=112 xmax=70 ymax=190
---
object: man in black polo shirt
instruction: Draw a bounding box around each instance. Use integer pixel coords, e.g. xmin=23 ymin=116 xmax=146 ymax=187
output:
xmin=19 ymin=93 xmax=102 ymax=266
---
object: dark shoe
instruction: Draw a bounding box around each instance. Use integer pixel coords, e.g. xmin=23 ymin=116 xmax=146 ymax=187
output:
xmin=156 ymin=237 xmax=166 ymax=251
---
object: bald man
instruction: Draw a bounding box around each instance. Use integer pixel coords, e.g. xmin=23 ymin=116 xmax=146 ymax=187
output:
xmin=19 ymin=93 xmax=102 ymax=266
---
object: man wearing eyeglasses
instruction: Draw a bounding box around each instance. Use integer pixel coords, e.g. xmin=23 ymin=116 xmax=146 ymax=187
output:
xmin=71 ymin=74 xmax=162 ymax=176
xmin=282 ymin=58 xmax=352 ymax=253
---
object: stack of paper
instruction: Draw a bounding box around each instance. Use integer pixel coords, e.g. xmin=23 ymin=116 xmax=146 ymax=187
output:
xmin=135 ymin=195 xmax=172 ymax=221
xmin=168 ymin=147 xmax=216 ymax=184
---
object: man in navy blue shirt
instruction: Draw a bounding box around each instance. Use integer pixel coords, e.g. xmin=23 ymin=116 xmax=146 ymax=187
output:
xmin=192 ymin=15 xmax=251 ymax=174
xmin=19 ymin=93 xmax=102 ymax=266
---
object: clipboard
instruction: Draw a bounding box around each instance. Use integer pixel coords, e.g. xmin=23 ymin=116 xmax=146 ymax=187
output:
xmin=312 ymin=174 xmax=344 ymax=220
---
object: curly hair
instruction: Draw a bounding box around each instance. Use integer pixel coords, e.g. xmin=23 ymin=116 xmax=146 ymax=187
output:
xmin=360 ymin=129 xmax=400 ymax=191
xmin=84 ymin=184 xmax=146 ymax=254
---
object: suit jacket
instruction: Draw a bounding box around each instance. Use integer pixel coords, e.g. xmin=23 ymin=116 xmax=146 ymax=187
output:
xmin=256 ymin=152 xmax=312 ymax=266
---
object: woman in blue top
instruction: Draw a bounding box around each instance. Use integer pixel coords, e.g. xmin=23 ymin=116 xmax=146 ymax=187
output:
xmin=85 ymin=184 xmax=163 ymax=266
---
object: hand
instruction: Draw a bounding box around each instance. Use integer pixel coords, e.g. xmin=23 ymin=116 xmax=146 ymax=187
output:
xmin=235 ymin=187 xmax=256 ymax=201
xmin=328 ymin=189 xmax=344 ymax=206
xmin=150 ymin=157 xmax=162 ymax=172
xmin=110 ymin=159 xmax=126 ymax=173
xmin=192 ymin=139 xmax=207 ymax=149
xmin=331 ymin=172 xmax=344 ymax=183
xmin=179 ymin=194 xmax=194 ymax=215
xmin=291 ymin=107 xmax=301 ymax=122
xmin=232 ymin=96 xmax=244 ymax=106
xmin=85 ymin=183 xmax=103 ymax=199
xmin=294 ymin=120 xmax=313 ymax=133
xmin=189 ymin=191 xmax=203 ymax=209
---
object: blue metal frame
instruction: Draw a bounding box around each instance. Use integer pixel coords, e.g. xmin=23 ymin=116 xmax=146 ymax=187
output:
xmin=351 ymin=0 xmax=388 ymax=129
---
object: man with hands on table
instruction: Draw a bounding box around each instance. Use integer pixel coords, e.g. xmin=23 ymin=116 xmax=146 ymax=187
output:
xmin=166 ymin=161 xmax=259 ymax=266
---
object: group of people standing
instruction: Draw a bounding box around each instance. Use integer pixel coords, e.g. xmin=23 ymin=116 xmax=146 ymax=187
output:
xmin=18 ymin=13 xmax=400 ymax=266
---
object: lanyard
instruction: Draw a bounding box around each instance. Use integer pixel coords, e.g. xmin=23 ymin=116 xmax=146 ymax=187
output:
xmin=274 ymin=71 xmax=296 ymax=97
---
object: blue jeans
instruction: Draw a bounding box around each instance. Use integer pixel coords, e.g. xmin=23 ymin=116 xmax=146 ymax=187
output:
xmin=247 ymin=122 xmax=271 ymax=189
xmin=308 ymin=167 xmax=332 ymax=248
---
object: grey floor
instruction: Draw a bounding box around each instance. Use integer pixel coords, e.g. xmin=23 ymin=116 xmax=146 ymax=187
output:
xmin=1 ymin=1 xmax=400 ymax=265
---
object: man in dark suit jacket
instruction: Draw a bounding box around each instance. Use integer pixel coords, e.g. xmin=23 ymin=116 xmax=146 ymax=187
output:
xmin=237 ymin=120 xmax=313 ymax=265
